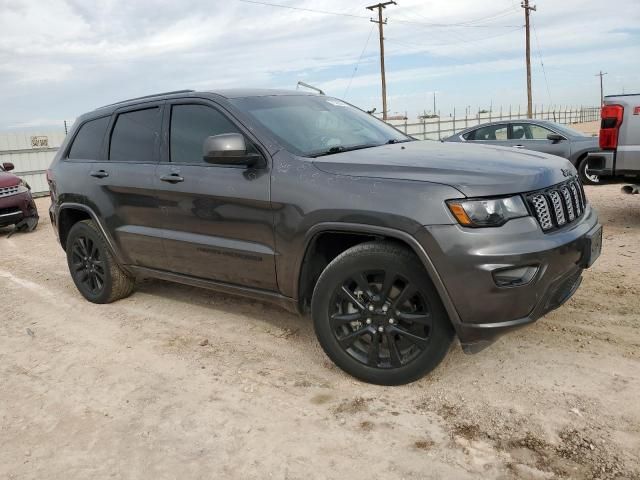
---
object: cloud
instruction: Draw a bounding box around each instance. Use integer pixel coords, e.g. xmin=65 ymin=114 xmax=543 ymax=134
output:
xmin=1 ymin=0 xmax=639 ymax=128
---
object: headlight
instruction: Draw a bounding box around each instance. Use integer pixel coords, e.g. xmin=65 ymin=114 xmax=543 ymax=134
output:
xmin=16 ymin=180 xmax=29 ymax=193
xmin=447 ymin=195 xmax=529 ymax=227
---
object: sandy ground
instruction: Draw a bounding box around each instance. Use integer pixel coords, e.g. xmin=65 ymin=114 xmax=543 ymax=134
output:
xmin=1 ymin=185 xmax=639 ymax=480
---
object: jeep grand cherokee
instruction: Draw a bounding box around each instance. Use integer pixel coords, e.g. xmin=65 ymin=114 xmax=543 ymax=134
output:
xmin=48 ymin=89 xmax=602 ymax=385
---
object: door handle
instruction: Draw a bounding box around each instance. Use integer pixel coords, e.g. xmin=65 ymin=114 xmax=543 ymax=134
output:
xmin=513 ymin=145 xmax=525 ymax=148
xmin=160 ymin=173 xmax=184 ymax=183
xmin=90 ymin=169 xmax=109 ymax=178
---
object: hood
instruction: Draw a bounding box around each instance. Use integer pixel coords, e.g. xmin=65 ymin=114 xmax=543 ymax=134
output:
xmin=312 ymin=141 xmax=576 ymax=197
xmin=0 ymin=171 xmax=20 ymax=188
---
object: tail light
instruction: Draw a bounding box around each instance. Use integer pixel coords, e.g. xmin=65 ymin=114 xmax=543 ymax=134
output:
xmin=46 ymin=168 xmax=55 ymax=200
xmin=599 ymin=104 xmax=624 ymax=150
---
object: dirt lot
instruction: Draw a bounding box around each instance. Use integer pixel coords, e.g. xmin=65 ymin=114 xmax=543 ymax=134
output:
xmin=1 ymin=186 xmax=639 ymax=480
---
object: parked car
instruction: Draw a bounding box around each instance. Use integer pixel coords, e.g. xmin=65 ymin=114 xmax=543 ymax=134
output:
xmin=443 ymin=119 xmax=601 ymax=185
xmin=0 ymin=162 xmax=39 ymax=231
xmin=48 ymin=89 xmax=602 ymax=385
xmin=587 ymin=93 xmax=640 ymax=194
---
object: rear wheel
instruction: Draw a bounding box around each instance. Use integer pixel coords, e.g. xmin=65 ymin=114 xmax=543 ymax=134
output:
xmin=66 ymin=220 xmax=135 ymax=303
xmin=311 ymin=241 xmax=454 ymax=385
xmin=578 ymin=156 xmax=600 ymax=185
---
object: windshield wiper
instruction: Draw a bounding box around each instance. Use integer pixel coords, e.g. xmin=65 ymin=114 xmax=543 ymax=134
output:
xmin=386 ymin=138 xmax=413 ymax=144
xmin=310 ymin=144 xmax=380 ymax=157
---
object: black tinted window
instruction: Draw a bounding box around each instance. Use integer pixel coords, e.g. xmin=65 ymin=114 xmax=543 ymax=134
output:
xmin=68 ymin=117 xmax=109 ymax=160
xmin=170 ymin=104 xmax=241 ymax=164
xmin=109 ymin=108 xmax=161 ymax=162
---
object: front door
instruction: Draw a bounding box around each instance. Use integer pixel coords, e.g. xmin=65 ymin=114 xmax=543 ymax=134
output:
xmin=155 ymin=100 xmax=277 ymax=291
xmin=508 ymin=123 xmax=571 ymax=158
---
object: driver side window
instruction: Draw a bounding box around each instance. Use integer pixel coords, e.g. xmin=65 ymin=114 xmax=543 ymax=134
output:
xmin=170 ymin=104 xmax=251 ymax=164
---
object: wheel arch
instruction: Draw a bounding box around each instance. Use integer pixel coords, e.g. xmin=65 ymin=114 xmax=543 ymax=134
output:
xmin=295 ymin=223 xmax=462 ymax=331
xmin=57 ymin=203 xmax=126 ymax=266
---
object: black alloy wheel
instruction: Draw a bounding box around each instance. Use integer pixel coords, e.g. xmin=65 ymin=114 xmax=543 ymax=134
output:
xmin=312 ymin=242 xmax=454 ymax=385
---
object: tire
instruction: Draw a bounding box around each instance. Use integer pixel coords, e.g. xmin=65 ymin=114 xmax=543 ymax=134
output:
xmin=311 ymin=241 xmax=454 ymax=385
xmin=65 ymin=219 xmax=135 ymax=303
xmin=578 ymin=156 xmax=600 ymax=186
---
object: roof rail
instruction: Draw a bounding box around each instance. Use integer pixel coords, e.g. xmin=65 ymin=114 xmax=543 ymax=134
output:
xmin=97 ymin=89 xmax=195 ymax=109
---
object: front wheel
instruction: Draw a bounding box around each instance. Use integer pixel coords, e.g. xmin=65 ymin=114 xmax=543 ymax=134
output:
xmin=311 ymin=242 xmax=454 ymax=385
xmin=578 ymin=157 xmax=600 ymax=185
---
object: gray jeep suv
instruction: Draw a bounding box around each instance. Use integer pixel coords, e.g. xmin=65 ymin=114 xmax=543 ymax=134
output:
xmin=48 ymin=89 xmax=602 ymax=385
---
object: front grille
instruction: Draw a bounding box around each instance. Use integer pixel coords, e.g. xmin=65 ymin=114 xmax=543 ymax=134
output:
xmin=527 ymin=178 xmax=586 ymax=232
xmin=0 ymin=207 xmax=21 ymax=216
xmin=0 ymin=185 xmax=20 ymax=198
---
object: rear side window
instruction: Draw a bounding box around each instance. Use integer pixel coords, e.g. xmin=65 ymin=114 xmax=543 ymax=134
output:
xmin=170 ymin=104 xmax=242 ymax=164
xmin=109 ymin=107 xmax=161 ymax=162
xmin=68 ymin=117 xmax=109 ymax=160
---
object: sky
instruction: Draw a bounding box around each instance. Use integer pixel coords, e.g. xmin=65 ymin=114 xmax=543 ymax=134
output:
xmin=1 ymin=0 xmax=639 ymax=130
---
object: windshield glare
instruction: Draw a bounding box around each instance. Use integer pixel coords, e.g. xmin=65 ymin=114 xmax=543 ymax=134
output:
xmin=230 ymin=95 xmax=410 ymax=156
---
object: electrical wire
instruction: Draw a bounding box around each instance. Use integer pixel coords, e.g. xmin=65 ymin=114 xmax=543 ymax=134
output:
xmin=386 ymin=26 xmax=523 ymax=49
xmin=531 ymin=18 xmax=553 ymax=105
xmin=238 ymin=0 xmax=521 ymax=28
xmin=344 ymin=24 xmax=376 ymax=98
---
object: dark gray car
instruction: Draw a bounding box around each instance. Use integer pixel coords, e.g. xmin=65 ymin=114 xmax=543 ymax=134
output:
xmin=444 ymin=119 xmax=601 ymax=185
xmin=48 ymin=89 xmax=602 ymax=385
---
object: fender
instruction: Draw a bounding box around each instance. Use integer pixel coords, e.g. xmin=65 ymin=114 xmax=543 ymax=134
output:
xmin=57 ymin=202 xmax=130 ymax=272
xmin=295 ymin=222 xmax=463 ymax=332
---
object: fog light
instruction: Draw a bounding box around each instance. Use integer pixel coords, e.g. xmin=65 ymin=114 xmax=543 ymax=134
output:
xmin=493 ymin=266 xmax=538 ymax=287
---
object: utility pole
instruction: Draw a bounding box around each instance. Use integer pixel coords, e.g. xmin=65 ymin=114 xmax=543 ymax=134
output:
xmin=367 ymin=1 xmax=396 ymax=120
xmin=521 ymin=0 xmax=536 ymax=118
xmin=433 ymin=92 xmax=436 ymax=115
xmin=595 ymin=71 xmax=608 ymax=105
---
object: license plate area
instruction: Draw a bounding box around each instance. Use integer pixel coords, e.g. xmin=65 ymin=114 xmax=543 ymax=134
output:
xmin=582 ymin=225 xmax=602 ymax=268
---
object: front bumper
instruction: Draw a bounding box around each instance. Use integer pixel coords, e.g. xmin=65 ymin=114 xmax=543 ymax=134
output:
xmin=416 ymin=205 xmax=600 ymax=352
xmin=0 ymin=190 xmax=38 ymax=227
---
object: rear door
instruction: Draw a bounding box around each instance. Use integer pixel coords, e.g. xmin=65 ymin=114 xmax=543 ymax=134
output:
xmin=509 ymin=123 xmax=571 ymax=158
xmin=155 ymin=99 xmax=277 ymax=290
xmin=88 ymin=103 xmax=166 ymax=269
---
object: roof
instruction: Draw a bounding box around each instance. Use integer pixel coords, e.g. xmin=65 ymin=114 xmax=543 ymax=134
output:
xmin=207 ymin=88 xmax=316 ymax=99
xmin=93 ymin=88 xmax=317 ymax=112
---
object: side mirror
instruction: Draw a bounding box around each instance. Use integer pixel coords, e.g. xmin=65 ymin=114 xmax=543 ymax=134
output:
xmin=203 ymin=133 xmax=262 ymax=167
xmin=547 ymin=133 xmax=564 ymax=143
xmin=2 ymin=162 xmax=15 ymax=171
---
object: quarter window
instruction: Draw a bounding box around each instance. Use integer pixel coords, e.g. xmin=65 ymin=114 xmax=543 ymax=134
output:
xmin=170 ymin=104 xmax=243 ymax=164
xmin=109 ymin=108 xmax=161 ymax=162
xmin=68 ymin=116 xmax=110 ymax=160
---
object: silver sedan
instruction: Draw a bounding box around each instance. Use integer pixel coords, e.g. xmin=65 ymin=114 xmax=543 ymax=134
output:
xmin=443 ymin=119 xmax=601 ymax=185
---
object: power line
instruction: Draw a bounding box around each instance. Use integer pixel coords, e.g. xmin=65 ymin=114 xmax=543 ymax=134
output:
xmin=531 ymin=18 xmax=552 ymax=106
xmin=344 ymin=24 xmax=376 ymax=98
xmin=237 ymin=0 xmax=367 ymax=19
xmin=237 ymin=0 xmax=520 ymax=28
xmin=386 ymin=26 xmax=523 ymax=50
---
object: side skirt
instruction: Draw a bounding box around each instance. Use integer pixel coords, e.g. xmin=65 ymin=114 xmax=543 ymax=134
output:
xmin=128 ymin=265 xmax=300 ymax=314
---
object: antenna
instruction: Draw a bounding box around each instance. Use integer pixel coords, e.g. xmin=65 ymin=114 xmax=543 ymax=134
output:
xmin=296 ymin=81 xmax=325 ymax=95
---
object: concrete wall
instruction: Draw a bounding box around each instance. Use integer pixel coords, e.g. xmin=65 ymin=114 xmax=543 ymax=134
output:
xmin=0 ymin=131 xmax=66 ymax=196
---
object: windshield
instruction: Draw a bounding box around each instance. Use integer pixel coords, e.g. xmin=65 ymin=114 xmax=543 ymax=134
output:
xmin=230 ymin=95 xmax=411 ymax=157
